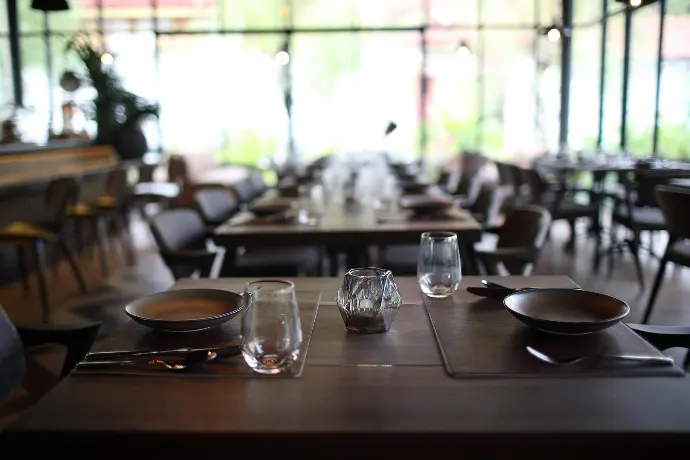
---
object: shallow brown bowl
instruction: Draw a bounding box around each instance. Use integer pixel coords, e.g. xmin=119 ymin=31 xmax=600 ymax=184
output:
xmin=249 ymin=199 xmax=295 ymax=216
xmin=125 ymin=289 xmax=243 ymax=332
xmin=503 ymin=289 xmax=630 ymax=335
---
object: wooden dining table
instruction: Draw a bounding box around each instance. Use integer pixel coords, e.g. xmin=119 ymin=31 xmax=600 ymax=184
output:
xmin=3 ymin=276 xmax=690 ymax=456
xmin=213 ymin=198 xmax=484 ymax=274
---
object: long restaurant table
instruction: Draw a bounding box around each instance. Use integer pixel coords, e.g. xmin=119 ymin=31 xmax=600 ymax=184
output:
xmin=213 ymin=203 xmax=484 ymax=274
xmin=3 ymin=276 xmax=690 ymax=456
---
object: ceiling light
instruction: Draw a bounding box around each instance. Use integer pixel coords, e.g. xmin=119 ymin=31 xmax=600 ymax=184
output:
xmin=547 ymin=27 xmax=561 ymax=43
xmin=630 ymin=0 xmax=642 ymax=6
xmin=456 ymin=41 xmax=471 ymax=58
xmin=275 ymin=50 xmax=290 ymax=66
xmin=100 ymin=52 xmax=113 ymax=65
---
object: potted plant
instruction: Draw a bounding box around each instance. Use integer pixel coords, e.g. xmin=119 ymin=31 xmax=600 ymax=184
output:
xmin=66 ymin=33 xmax=160 ymax=159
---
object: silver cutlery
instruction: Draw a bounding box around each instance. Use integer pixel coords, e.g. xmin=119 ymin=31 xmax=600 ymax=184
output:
xmin=77 ymin=349 xmax=218 ymax=371
xmin=85 ymin=345 xmax=241 ymax=361
xmin=526 ymin=346 xmax=675 ymax=366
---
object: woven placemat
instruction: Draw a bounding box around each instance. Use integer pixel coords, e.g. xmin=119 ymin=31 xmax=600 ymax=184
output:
xmin=74 ymin=291 xmax=321 ymax=378
xmin=425 ymin=279 xmax=684 ymax=378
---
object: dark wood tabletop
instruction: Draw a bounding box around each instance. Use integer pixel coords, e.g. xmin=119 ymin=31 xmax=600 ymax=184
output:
xmin=213 ymin=202 xmax=483 ymax=248
xmin=3 ymin=276 xmax=690 ymax=456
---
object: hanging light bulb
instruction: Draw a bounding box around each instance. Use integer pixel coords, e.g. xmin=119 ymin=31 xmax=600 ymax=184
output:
xmin=456 ymin=41 xmax=471 ymax=59
xmin=100 ymin=52 xmax=114 ymax=65
xmin=629 ymin=0 xmax=643 ymax=7
xmin=275 ymin=50 xmax=290 ymax=66
xmin=547 ymin=27 xmax=561 ymax=43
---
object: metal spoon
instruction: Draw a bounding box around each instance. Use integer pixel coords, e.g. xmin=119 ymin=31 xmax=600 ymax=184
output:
xmin=526 ymin=346 xmax=675 ymax=366
xmin=76 ymin=350 xmax=218 ymax=371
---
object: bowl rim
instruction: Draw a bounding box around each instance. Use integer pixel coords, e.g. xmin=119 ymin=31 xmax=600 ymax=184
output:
xmin=124 ymin=288 xmax=244 ymax=324
xmin=502 ymin=288 xmax=630 ymax=326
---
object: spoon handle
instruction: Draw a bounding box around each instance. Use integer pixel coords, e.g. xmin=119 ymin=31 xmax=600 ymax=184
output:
xmin=606 ymin=354 xmax=675 ymax=365
xmin=86 ymin=348 xmax=193 ymax=360
xmin=76 ymin=359 xmax=156 ymax=368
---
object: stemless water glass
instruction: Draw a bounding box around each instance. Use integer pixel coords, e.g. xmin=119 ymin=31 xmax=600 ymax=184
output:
xmin=417 ymin=232 xmax=462 ymax=298
xmin=241 ymin=280 xmax=302 ymax=375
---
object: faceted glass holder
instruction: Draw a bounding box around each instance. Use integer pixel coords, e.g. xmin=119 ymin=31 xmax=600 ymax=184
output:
xmin=335 ymin=267 xmax=403 ymax=334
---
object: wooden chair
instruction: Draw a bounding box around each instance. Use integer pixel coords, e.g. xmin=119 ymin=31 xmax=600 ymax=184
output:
xmin=609 ymin=168 xmax=690 ymax=288
xmin=70 ymin=167 xmax=136 ymax=277
xmin=0 ymin=305 xmax=100 ymax=408
xmin=231 ymin=172 xmax=267 ymax=204
xmin=523 ymin=167 xmax=599 ymax=253
xmin=475 ymin=205 xmax=552 ymax=275
xmin=454 ymin=151 xmax=488 ymax=208
xmin=641 ymin=185 xmax=690 ymax=324
xmin=0 ymin=178 xmax=87 ymax=322
xmin=149 ymin=209 xmax=224 ymax=280
xmin=194 ymin=185 xmax=239 ymax=227
xmin=467 ymin=184 xmax=508 ymax=228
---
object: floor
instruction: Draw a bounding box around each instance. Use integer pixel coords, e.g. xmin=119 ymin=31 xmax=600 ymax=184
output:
xmin=1 ymin=217 xmax=688 ymax=427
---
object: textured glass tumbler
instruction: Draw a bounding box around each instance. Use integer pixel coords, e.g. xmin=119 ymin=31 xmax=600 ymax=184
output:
xmin=336 ymin=268 xmax=403 ymax=334
xmin=241 ymin=280 xmax=302 ymax=375
xmin=417 ymin=231 xmax=462 ymax=298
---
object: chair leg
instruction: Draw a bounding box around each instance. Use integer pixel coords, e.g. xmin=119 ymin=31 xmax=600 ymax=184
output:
xmin=642 ymin=253 xmax=669 ymax=324
xmin=627 ymin=235 xmax=645 ymax=290
xmin=94 ymin=218 xmax=109 ymax=278
xmin=117 ymin=213 xmax=136 ymax=266
xmin=564 ymin=218 xmax=576 ymax=254
xmin=16 ymin=244 xmax=30 ymax=292
xmin=58 ymin=239 xmax=88 ymax=293
xmin=607 ymin=226 xmax=617 ymax=278
xmin=32 ymin=240 xmax=50 ymax=323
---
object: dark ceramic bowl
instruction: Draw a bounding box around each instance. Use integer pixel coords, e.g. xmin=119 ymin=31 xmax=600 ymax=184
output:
xmin=248 ymin=199 xmax=296 ymax=216
xmin=503 ymin=288 xmax=630 ymax=335
xmin=125 ymin=289 xmax=243 ymax=332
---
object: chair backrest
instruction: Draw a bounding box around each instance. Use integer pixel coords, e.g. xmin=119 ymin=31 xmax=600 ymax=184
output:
xmin=194 ymin=186 xmax=239 ymax=226
xmin=167 ymin=155 xmax=189 ymax=185
xmin=45 ymin=177 xmax=80 ymax=228
xmin=138 ymin=163 xmax=156 ymax=183
xmin=497 ymin=205 xmax=552 ymax=251
xmin=105 ymin=167 xmax=130 ymax=201
xmin=231 ymin=173 xmax=266 ymax=204
xmin=0 ymin=305 xmax=25 ymax=407
xmin=656 ymin=185 xmax=690 ymax=240
xmin=469 ymin=185 xmax=507 ymax=225
xmin=522 ymin=168 xmax=550 ymax=204
xmin=494 ymin=162 xmax=513 ymax=188
xmin=629 ymin=168 xmax=690 ymax=208
xmin=149 ymin=208 xmax=207 ymax=252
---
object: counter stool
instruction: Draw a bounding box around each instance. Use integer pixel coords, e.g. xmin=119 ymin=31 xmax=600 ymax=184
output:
xmin=70 ymin=167 xmax=136 ymax=278
xmin=0 ymin=178 xmax=88 ymax=322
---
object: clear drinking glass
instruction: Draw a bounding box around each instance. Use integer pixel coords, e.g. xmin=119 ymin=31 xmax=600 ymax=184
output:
xmin=417 ymin=232 xmax=462 ymax=298
xmin=241 ymin=280 xmax=302 ymax=375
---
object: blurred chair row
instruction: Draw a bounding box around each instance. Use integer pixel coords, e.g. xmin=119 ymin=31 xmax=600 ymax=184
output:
xmin=0 ymin=166 xmax=138 ymax=323
xmin=149 ymin=173 xmax=319 ymax=280
xmin=446 ymin=151 xmax=690 ymax=324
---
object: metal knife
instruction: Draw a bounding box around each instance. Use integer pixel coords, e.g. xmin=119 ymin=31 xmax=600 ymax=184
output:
xmin=85 ymin=345 xmax=242 ymax=361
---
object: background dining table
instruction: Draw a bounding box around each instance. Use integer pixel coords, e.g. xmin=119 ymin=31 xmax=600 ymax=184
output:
xmin=214 ymin=199 xmax=484 ymax=275
xmin=3 ymin=276 xmax=690 ymax=456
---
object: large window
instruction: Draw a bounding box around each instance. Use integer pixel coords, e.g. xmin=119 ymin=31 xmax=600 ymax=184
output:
xmin=658 ymin=0 xmax=690 ymax=159
xmin=6 ymin=0 xmax=688 ymax=164
xmin=627 ymin=2 xmax=661 ymax=155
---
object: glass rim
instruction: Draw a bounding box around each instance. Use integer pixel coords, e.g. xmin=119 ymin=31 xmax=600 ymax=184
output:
xmin=345 ymin=267 xmax=392 ymax=278
xmin=421 ymin=231 xmax=458 ymax=240
xmin=244 ymin=279 xmax=295 ymax=294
